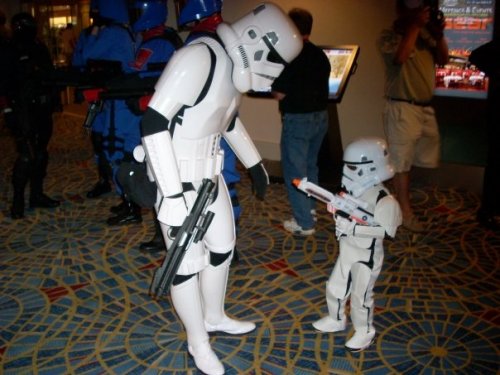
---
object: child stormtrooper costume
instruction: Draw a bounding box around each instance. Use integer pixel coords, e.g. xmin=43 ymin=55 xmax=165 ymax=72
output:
xmin=139 ymin=3 xmax=302 ymax=374
xmin=312 ymin=137 xmax=402 ymax=352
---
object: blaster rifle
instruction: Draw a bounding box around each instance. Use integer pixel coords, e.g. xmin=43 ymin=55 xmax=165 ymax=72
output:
xmin=150 ymin=179 xmax=216 ymax=298
xmin=293 ymin=178 xmax=376 ymax=225
xmin=98 ymin=75 xmax=157 ymax=113
xmin=81 ymin=88 xmax=104 ymax=132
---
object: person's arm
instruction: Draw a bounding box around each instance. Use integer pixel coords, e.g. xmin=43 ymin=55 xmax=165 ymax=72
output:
xmin=393 ymin=7 xmax=430 ymax=65
xmin=271 ymin=90 xmax=285 ymax=100
xmin=141 ymin=44 xmax=212 ymax=225
xmin=433 ymin=36 xmax=449 ymax=65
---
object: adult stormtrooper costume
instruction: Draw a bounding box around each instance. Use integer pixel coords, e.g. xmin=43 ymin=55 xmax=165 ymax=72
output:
xmin=312 ymin=137 xmax=402 ymax=352
xmin=139 ymin=3 xmax=302 ymax=374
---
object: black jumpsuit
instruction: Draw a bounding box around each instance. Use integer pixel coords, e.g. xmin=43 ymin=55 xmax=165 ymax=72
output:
xmin=2 ymin=36 xmax=59 ymax=218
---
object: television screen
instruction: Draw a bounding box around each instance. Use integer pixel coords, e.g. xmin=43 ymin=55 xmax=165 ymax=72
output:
xmin=248 ymin=45 xmax=360 ymax=103
xmin=323 ymin=45 xmax=360 ymax=102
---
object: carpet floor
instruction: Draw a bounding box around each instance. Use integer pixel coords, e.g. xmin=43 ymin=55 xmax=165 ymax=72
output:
xmin=0 ymin=106 xmax=499 ymax=374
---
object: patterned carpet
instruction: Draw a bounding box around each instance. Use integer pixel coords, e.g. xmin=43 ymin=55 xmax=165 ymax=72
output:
xmin=0 ymin=106 xmax=499 ymax=374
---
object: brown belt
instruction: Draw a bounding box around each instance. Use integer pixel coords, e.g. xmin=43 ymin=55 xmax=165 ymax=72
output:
xmin=388 ymin=97 xmax=432 ymax=107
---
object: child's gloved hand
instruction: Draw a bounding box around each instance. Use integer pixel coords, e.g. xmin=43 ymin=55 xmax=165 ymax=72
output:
xmin=335 ymin=215 xmax=356 ymax=238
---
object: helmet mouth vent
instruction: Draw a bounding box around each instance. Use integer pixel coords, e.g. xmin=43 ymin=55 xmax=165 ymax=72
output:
xmin=238 ymin=45 xmax=249 ymax=68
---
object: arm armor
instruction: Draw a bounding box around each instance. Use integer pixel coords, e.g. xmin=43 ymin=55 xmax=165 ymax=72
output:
xmin=223 ymin=116 xmax=262 ymax=169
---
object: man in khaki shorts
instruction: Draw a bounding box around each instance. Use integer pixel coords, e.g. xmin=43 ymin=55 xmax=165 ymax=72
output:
xmin=378 ymin=0 xmax=449 ymax=232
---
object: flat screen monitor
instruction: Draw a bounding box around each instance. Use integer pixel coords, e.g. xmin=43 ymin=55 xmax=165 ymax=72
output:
xmin=248 ymin=45 xmax=360 ymax=103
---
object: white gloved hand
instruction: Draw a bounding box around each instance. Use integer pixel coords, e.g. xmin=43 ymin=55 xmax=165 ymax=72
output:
xmin=157 ymin=195 xmax=188 ymax=226
xmin=335 ymin=215 xmax=356 ymax=238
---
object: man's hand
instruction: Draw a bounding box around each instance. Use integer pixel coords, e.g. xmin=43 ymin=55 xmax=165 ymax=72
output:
xmin=248 ymin=162 xmax=269 ymax=201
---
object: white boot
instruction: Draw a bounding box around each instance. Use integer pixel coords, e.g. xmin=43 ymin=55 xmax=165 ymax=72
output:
xmin=200 ymin=258 xmax=255 ymax=335
xmin=313 ymin=280 xmax=347 ymax=333
xmin=312 ymin=315 xmax=346 ymax=332
xmin=171 ymin=276 xmax=224 ymax=375
xmin=345 ymin=329 xmax=376 ymax=352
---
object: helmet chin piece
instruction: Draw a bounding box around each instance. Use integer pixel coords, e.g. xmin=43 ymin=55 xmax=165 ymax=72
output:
xmin=217 ymin=22 xmax=252 ymax=92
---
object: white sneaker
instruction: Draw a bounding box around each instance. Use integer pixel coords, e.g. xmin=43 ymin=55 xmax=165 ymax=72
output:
xmin=283 ymin=218 xmax=315 ymax=236
xmin=205 ymin=315 xmax=256 ymax=335
xmin=312 ymin=316 xmax=346 ymax=333
xmin=345 ymin=330 xmax=376 ymax=352
xmin=188 ymin=341 xmax=224 ymax=375
xmin=311 ymin=209 xmax=318 ymax=222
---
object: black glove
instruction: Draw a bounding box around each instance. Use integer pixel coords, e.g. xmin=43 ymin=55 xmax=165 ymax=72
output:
xmin=117 ymin=161 xmax=157 ymax=208
xmin=248 ymin=162 xmax=269 ymax=201
xmin=2 ymin=109 xmax=17 ymax=131
xmin=125 ymin=97 xmax=145 ymax=116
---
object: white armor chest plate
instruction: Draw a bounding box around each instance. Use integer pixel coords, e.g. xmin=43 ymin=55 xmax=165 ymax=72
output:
xmin=172 ymin=38 xmax=241 ymax=182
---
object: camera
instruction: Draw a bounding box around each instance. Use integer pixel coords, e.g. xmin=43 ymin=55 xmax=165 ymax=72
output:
xmin=424 ymin=0 xmax=444 ymax=24
xmin=403 ymin=0 xmax=444 ymax=23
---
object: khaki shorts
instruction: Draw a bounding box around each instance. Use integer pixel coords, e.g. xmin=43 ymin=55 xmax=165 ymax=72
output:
xmin=383 ymin=100 xmax=440 ymax=173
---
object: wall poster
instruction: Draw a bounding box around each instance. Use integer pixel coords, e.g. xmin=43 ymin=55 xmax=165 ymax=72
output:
xmin=435 ymin=0 xmax=496 ymax=98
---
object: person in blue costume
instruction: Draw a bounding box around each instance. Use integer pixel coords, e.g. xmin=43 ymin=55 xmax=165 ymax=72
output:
xmin=82 ymin=0 xmax=144 ymax=226
xmin=180 ymin=0 xmax=243 ymax=261
xmin=72 ymin=0 xmax=114 ymax=200
xmin=127 ymin=0 xmax=183 ymax=252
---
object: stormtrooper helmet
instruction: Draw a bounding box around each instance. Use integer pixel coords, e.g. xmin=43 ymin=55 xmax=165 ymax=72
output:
xmin=216 ymin=2 xmax=302 ymax=93
xmin=341 ymin=137 xmax=395 ymax=198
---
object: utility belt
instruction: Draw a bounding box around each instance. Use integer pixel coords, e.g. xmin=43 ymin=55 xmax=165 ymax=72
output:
xmin=388 ymin=97 xmax=432 ymax=107
xmin=177 ymin=152 xmax=224 ymax=182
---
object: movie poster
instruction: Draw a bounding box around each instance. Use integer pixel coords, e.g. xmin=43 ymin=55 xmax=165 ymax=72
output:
xmin=435 ymin=0 xmax=495 ymax=98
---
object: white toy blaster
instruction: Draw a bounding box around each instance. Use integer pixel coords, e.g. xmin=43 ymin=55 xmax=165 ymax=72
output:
xmin=292 ymin=178 xmax=376 ymax=225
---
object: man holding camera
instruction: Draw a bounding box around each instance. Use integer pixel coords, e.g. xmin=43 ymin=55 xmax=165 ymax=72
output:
xmin=377 ymin=0 xmax=448 ymax=232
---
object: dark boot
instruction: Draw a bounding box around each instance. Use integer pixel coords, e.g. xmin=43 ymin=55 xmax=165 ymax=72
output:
xmin=87 ymin=132 xmax=112 ymax=199
xmin=86 ymin=179 xmax=112 ymax=198
xmin=29 ymin=193 xmax=60 ymax=208
xmin=29 ymin=162 xmax=59 ymax=209
xmin=110 ymin=197 xmax=129 ymax=214
xmin=139 ymin=217 xmax=165 ymax=253
xmin=107 ymin=200 xmax=142 ymax=226
xmin=11 ymin=190 xmax=25 ymax=220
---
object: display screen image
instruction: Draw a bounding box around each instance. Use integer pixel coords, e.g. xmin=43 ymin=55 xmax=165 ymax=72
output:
xmin=323 ymin=45 xmax=360 ymax=102
xmin=434 ymin=0 xmax=495 ymax=99
xmin=248 ymin=45 xmax=360 ymax=103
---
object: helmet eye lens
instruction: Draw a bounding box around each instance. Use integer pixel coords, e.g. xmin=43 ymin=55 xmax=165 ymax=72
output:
xmin=262 ymin=32 xmax=288 ymax=66
xmin=347 ymin=165 xmax=357 ymax=171
xmin=267 ymin=49 xmax=282 ymax=63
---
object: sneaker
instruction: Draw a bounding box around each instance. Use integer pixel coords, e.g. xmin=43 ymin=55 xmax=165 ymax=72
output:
xmin=312 ymin=316 xmax=346 ymax=333
xmin=345 ymin=330 xmax=376 ymax=352
xmin=283 ymin=218 xmax=315 ymax=236
xmin=311 ymin=209 xmax=318 ymax=222
xmin=402 ymin=215 xmax=426 ymax=233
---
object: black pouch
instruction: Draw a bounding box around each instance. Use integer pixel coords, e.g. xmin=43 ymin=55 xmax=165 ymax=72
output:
xmin=117 ymin=161 xmax=157 ymax=208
